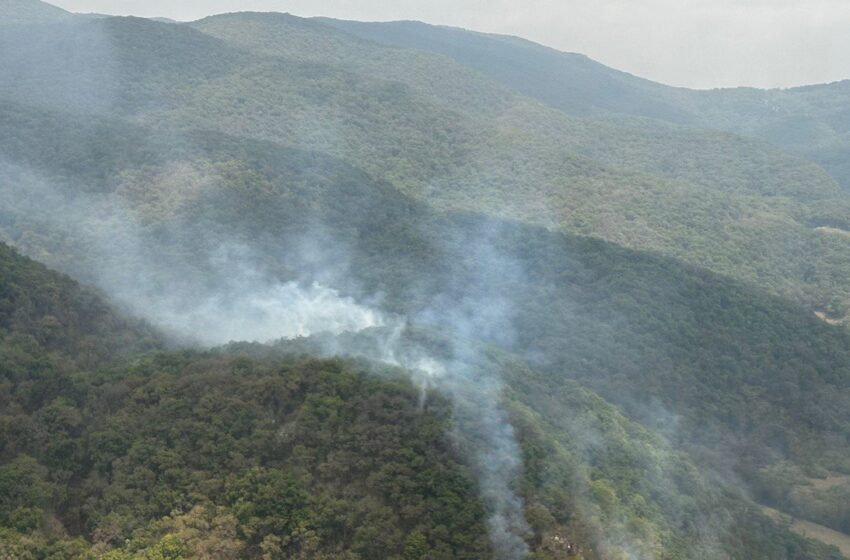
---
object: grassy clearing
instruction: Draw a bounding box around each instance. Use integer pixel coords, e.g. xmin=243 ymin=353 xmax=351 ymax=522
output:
xmin=762 ymin=505 xmax=850 ymax=558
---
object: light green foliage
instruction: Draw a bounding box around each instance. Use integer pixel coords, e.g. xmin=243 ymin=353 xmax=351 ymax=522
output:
xmin=325 ymin=18 xmax=850 ymax=193
xmin=311 ymin=17 xmax=850 ymax=316
xmin=4 ymin=13 xmax=850 ymax=316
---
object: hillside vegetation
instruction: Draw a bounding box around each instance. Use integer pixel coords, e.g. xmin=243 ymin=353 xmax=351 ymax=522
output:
xmin=2 ymin=13 xmax=850 ymax=317
xmin=0 ymin=241 xmax=842 ymax=559
xmin=190 ymin=14 xmax=850 ymax=318
xmin=3 ymin=97 xmax=850 ymax=552
xmin=323 ymin=18 xmax=850 ymax=192
xmin=1 ymin=3 xmax=850 ymax=559
xmin=1 ymin=352 xmax=494 ymax=559
xmin=0 ymin=242 xmax=492 ymax=559
xmin=0 ymin=242 xmax=160 ymax=377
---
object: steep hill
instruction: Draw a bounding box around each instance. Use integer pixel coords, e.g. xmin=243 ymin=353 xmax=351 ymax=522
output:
xmin=0 ymin=242 xmax=160 ymax=380
xmin=3 ymin=242 xmax=841 ymax=560
xmin=691 ymin=83 xmax=850 ymax=191
xmin=4 ymin=14 xmax=850 ymax=320
xmin=0 ymin=243 xmax=498 ymax=558
xmin=320 ymin=18 xmax=850 ymax=192
xmin=0 ymin=353 xmax=496 ymax=559
xmin=318 ymin=18 xmax=687 ymax=121
xmin=0 ymin=0 xmax=74 ymax=25
xmin=1 ymin=0 xmax=849 ymax=502
xmin=2 ymin=92 xmax=850 ymax=554
xmin=189 ymin=13 xmax=850 ymax=318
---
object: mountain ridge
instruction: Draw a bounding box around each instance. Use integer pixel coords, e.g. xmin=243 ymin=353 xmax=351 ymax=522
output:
xmin=320 ymin=17 xmax=850 ymax=192
xmin=0 ymin=0 xmax=74 ymax=24
xmin=188 ymin=11 xmax=850 ymax=319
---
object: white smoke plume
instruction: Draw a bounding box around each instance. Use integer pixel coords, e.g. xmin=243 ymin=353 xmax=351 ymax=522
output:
xmin=367 ymin=323 xmax=531 ymax=559
xmin=291 ymin=226 xmax=535 ymax=559
xmin=147 ymin=278 xmax=385 ymax=345
xmin=0 ymin=15 xmax=534 ymax=551
xmin=0 ymin=159 xmax=531 ymax=557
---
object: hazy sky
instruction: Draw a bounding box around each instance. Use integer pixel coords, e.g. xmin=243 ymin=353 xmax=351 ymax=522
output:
xmin=49 ymin=0 xmax=850 ymax=89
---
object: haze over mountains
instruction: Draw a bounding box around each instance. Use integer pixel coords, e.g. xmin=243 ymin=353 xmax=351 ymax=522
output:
xmin=323 ymin=18 xmax=850 ymax=191
xmin=1 ymin=1 xmax=850 ymax=559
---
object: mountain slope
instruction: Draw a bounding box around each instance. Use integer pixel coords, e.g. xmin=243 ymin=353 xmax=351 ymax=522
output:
xmin=0 ymin=243 xmax=488 ymax=558
xmin=0 ymin=354 xmax=495 ymax=559
xmin=4 ymin=15 xmax=850 ymax=322
xmin=318 ymin=18 xmax=689 ymax=122
xmin=321 ymin=18 xmax=850 ymax=192
xmin=2 ymin=92 xmax=850 ymax=551
xmin=0 ymin=243 xmax=842 ymax=559
xmin=0 ymin=0 xmax=74 ymax=25
xmin=188 ymin=13 xmax=850 ymax=318
xmin=1 ymin=7 xmax=848 ymax=498
xmin=690 ymin=83 xmax=850 ymax=191
xmin=0 ymin=242 xmax=160 ymax=381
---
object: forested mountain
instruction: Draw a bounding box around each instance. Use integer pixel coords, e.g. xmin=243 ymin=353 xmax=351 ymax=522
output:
xmin=193 ymin=12 xmax=850 ymax=321
xmin=8 ymin=9 xmax=843 ymax=322
xmin=1 ymin=240 xmax=845 ymax=559
xmin=0 ymin=242 xmax=160 ymax=377
xmin=318 ymin=19 xmax=689 ymax=122
xmin=1 ymin=2 xmax=850 ymax=558
xmin=322 ymin=18 xmax=850 ymax=192
xmin=0 ymin=242 xmax=495 ymax=559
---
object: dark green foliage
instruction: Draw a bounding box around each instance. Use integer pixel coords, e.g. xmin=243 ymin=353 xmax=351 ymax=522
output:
xmin=0 ymin=235 xmax=846 ymax=559
xmin=0 ymin=456 xmax=57 ymax=525
xmin=0 ymin=242 xmax=160 ymax=402
xmin=0 ymin=242 xmax=487 ymax=556
xmin=0 ymin=347 xmax=492 ymax=558
xmin=3 ymin=81 xmax=850 ymax=555
xmin=263 ymin=332 xmax=847 ymax=559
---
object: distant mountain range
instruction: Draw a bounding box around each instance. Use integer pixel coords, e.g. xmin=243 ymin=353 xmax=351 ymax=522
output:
xmin=324 ymin=17 xmax=850 ymax=192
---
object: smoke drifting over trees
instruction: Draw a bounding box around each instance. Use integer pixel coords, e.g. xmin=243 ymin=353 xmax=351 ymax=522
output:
xmin=2 ymin=3 xmax=850 ymax=559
